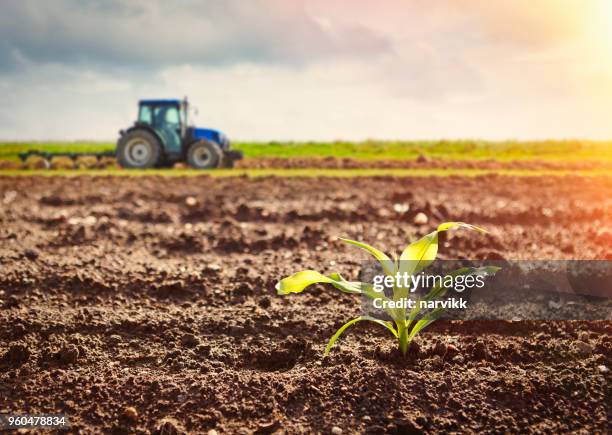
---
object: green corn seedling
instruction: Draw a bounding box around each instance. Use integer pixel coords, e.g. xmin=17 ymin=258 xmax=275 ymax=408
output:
xmin=276 ymin=222 xmax=500 ymax=356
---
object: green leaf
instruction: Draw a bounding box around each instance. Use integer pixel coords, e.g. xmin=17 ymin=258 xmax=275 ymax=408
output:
xmin=275 ymin=270 xmax=366 ymax=295
xmin=437 ymin=221 xmax=488 ymax=233
xmin=339 ymin=238 xmax=395 ymax=276
xmin=399 ymin=222 xmax=488 ymax=276
xmin=275 ymin=270 xmax=333 ymax=295
xmin=398 ymin=231 xmax=439 ymax=276
xmin=324 ymin=316 xmax=398 ymax=357
xmin=327 ymin=272 xmax=368 ymax=294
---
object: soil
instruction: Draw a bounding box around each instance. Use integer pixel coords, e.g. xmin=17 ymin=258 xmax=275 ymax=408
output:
xmin=0 ymin=175 xmax=610 ymax=434
xmin=6 ymin=155 xmax=612 ymax=171
xmin=236 ymin=157 xmax=612 ymax=171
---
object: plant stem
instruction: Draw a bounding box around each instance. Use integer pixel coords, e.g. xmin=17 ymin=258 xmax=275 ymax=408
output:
xmin=398 ymin=321 xmax=409 ymax=355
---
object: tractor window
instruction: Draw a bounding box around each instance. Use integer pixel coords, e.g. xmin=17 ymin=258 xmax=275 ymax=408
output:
xmin=164 ymin=107 xmax=180 ymax=125
xmin=151 ymin=106 xmax=180 ymax=127
xmin=138 ymin=106 xmax=152 ymax=125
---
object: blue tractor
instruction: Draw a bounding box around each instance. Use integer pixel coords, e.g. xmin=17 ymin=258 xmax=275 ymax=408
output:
xmin=17 ymin=98 xmax=241 ymax=169
xmin=117 ymin=98 xmax=242 ymax=169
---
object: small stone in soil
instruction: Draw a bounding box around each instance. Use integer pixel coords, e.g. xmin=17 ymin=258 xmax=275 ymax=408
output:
xmin=597 ymin=365 xmax=609 ymax=374
xmin=122 ymin=406 xmax=138 ymax=423
xmin=331 ymin=426 xmax=343 ymax=435
xmin=206 ymin=264 xmax=221 ymax=273
xmin=413 ymin=212 xmax=428 ymax=225
xmin=393 ymin=203 xmax=409 ymax=213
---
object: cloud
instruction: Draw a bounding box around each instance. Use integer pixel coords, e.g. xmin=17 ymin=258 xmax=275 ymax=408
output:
xmin=1 ymin=0 xmax=612 ymax=141
xmin=0 ymin=0 xmax=391 ymax=71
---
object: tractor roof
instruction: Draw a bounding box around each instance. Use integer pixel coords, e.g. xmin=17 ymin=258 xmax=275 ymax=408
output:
xmin=139 ymin=99 xmax=181 ymax=106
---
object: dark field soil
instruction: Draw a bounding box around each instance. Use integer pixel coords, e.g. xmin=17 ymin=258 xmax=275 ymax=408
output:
xmin=0 ymin=175 xmax=610 ymax=434
xmin=237 ymin=157 xmax=612 ymax=171
xmin=3 ymin=155 xmax=612 ymax=171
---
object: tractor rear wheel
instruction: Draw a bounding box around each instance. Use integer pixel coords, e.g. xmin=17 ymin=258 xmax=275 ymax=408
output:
xmin=117 ymin=130 xmax=162 ymax=169
xmin=187 ymin=140 xmax=222 ymax=169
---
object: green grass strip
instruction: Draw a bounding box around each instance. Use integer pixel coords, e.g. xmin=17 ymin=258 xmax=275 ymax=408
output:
xmin=1 ymin=140 xmax=611 ymax=162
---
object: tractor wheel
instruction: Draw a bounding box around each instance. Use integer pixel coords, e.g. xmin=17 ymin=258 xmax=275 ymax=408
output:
xmin=116 ymin=130 xmax=162 ymax=169
xmin=186 ymin=140 xmax=222 ymax=169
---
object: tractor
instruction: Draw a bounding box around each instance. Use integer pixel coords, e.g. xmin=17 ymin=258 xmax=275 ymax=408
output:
xmin=18 ymin=98 xmax=242 ymax=169
xmin=117 ymin=98 xmax=242 ymax=169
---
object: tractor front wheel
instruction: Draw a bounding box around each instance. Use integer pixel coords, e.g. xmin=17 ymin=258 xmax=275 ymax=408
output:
xmin=117 ymin=130 xmax=162 ymax=169
xmin=186 ymin=140 xmax=222 ymax=169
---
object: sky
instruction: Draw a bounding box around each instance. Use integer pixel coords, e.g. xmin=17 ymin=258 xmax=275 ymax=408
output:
xmin=1 ymin=0 xmax=612 ymax=141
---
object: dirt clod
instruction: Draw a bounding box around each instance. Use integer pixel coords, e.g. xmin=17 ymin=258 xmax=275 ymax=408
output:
xmin=432 ymin=341 xmax=447 ymax=358
xmin=58 ymin=344 xmax=79 ymax=364
xmin=574 ymin=341 xmax=594 ymax=355
xmin=255 ymin=421 xmax=281 ymax=434
xmin=155 ymin=418 xmax=184 ymax=434
xmin=470 ymin=339 xmax=489 ymax=360
xmin=258 ymin=296 xmax=271 ymax=309
xmin=393 ymin=418 xmax=422 ymax=434
xmin=24 ymin=248 xmax=39 ymax=260
xmin=1 ymin=343 xmax=30 ymax=366
xmin=180 ymin=333 xmax=199 ymax=347
xmin=3 ymin=295 xmax=19 ymax=309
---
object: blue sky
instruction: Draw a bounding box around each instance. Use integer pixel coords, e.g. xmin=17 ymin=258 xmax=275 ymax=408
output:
xmin=1 ymin=0 xmax=612 ymax=141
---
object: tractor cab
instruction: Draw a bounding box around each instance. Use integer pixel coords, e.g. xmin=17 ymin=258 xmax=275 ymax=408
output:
xmin=116 ymin=98 xmax=242 ymax=169
xmin=136 ymin=99 xmax=185 ymax=155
